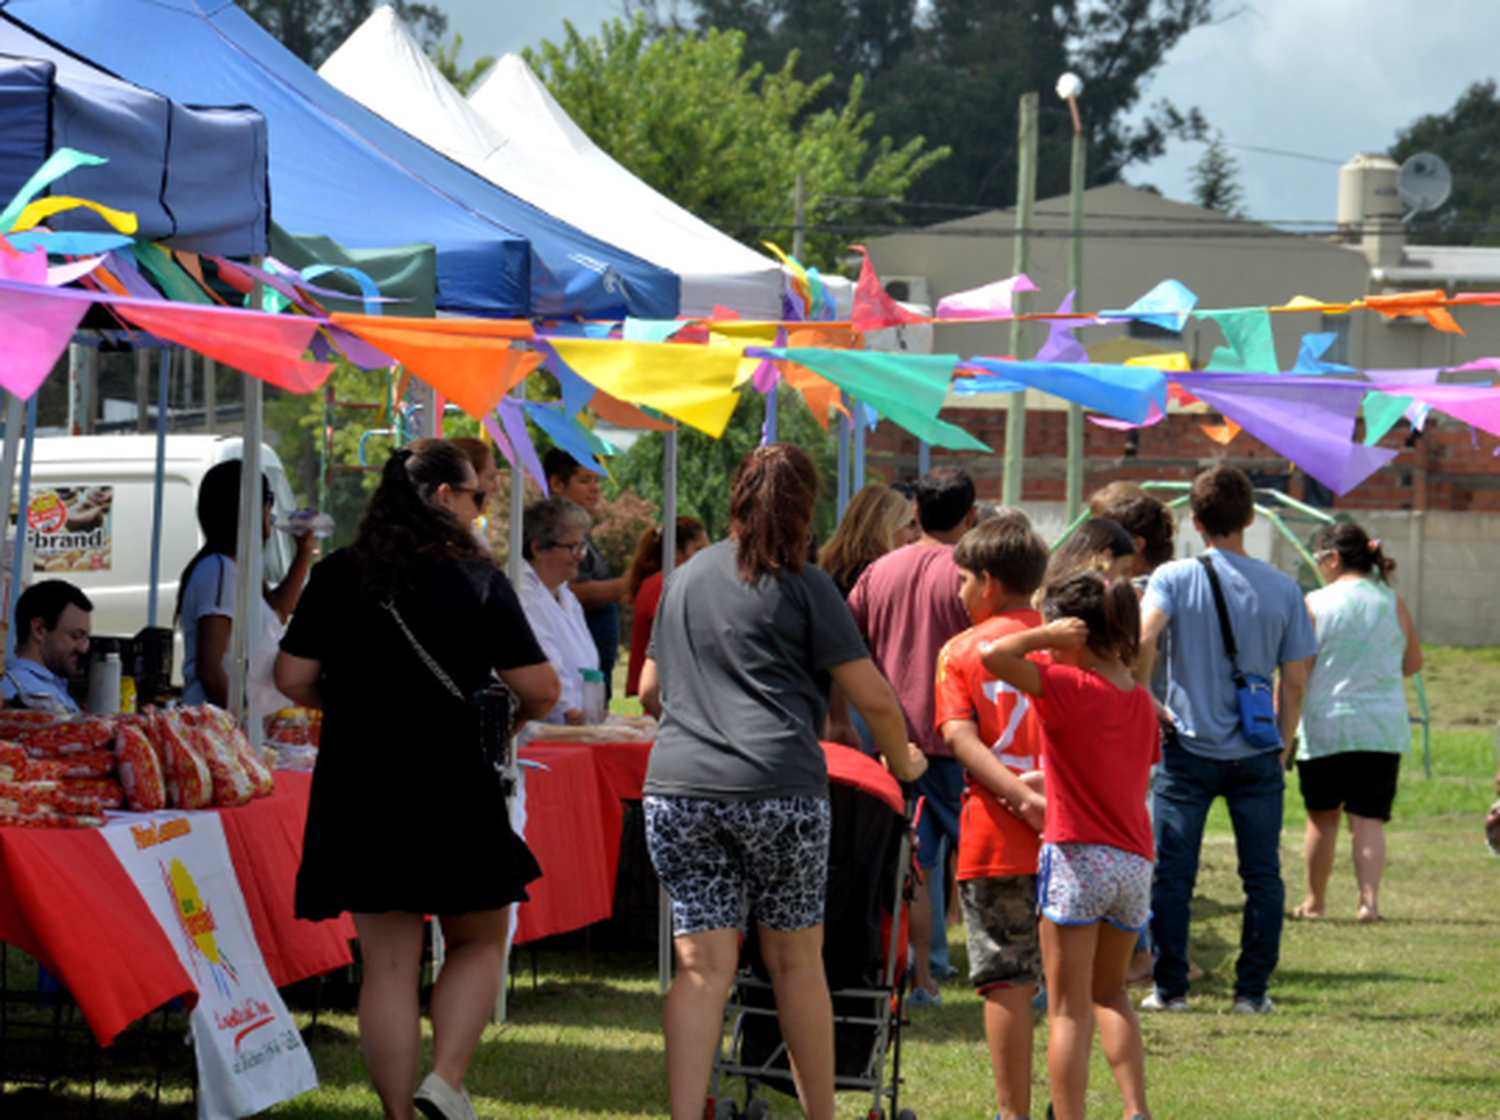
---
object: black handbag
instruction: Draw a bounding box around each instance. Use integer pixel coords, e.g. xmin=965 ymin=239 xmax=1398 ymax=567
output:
xmin=383 ymin=599 xmax=520 ymax=790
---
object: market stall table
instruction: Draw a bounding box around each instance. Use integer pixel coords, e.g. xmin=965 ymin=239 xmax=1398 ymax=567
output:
xmin=0 ymin=771 xmax=354 ymax=1047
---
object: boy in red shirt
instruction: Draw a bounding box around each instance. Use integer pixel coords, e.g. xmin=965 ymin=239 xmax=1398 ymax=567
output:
xmin=933 ymin=515 xmax=1050 ymax=1120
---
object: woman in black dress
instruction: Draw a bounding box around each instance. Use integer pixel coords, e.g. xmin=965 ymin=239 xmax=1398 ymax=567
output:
xmin=276 ymin=439 xmax=559 ymax=1120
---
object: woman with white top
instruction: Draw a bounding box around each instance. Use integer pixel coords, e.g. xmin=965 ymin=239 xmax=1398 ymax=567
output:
xmin=1294 ymin=521 xmax=1422 ymax=922
xmin=519 ymin=497 xmax=600 ymax=725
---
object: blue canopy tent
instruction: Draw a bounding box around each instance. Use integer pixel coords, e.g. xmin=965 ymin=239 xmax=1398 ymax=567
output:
xmin=1 ymin=0 xmax=679 ymax=319
xmin=0 ymin=18 xmax=268 ymax=255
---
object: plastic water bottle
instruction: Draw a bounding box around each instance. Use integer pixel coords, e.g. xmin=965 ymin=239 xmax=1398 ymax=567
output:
xmin=579 ymin=668 xmax=607 ymax=725
xmin=88 ymin=650 xmax=122 ymax=714
xmin=272 ymin=509 xmax=335 ymax=538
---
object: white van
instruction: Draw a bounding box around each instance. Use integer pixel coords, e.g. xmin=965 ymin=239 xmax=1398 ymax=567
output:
xmin=6 ymin=435 xmax=298 ymax=681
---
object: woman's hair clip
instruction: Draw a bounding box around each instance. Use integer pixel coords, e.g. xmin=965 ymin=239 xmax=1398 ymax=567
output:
xmin=1368 ymin=538 xmax=1382 ymax=551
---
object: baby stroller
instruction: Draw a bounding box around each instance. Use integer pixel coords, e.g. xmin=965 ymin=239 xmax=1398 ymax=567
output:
xmin=707 ymin=743 xmax=918 ymax=1120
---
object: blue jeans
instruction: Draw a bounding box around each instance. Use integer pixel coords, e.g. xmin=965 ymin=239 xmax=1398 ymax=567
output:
xmin=1150 ymin=744 xmax=1285 ymax=1001
xmin=915 ymin=757 xmax=965 ymax=976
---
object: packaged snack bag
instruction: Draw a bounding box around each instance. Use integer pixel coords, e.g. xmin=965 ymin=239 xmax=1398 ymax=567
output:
xmin=19 ymin=717 xmax=116 ymax=757
xmin=0 ymin=779 xmax=103 ymax=818
xmin=22 ymin=749 xmax=117 ymax=781
xmin=0 ymin=742 xmax=26 ymax=782
xmin=59 ymin=776 xmax=125 ymax=810
xmin=202 ymin=706 xmax=275 ymax=799
xmin=151 ymin=711 xmax=211 ymax=810
xmin=114 ymin=723 xmax=167 ymax=812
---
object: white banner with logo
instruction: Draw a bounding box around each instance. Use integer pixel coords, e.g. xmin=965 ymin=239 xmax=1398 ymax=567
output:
xmin=102 ymin=810 xmax=318 ymax=1119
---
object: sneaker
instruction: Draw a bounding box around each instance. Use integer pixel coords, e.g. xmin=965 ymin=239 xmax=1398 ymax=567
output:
xmin=415 ymin=1072 xmax=477 ymax=1120
xmin=1139 ymin=990 xmax=1188 ymax=1012
xmin=906 ymin=985 xmax=943 ymax=1009
xmin=1231 ymin=995 xmax=1275 ymax=1015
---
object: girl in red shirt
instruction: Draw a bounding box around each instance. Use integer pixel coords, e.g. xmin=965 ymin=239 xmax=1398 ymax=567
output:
xmin=980 ymin=570 xmax=1159 ymax=1120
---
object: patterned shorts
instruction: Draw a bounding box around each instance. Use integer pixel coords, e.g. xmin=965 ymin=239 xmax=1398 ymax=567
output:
xmin=959 ymin=875 xmax=1041 ymax=990
xmin=1038 ymin=842 xmax=1152 ymax=932
xmin=644 ymin=795 xmax=831 ymax=935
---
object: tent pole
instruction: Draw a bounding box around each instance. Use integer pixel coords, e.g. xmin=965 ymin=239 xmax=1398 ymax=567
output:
xmin=852 ymin=402 xmax=867 ymax=491
xmin=657 ymin=426 xmax=679 ymax=996
xmin=148 ymin=349 xmax=171 ymax=628
xmin=836 ymin=395 xmax=851 ymax=519
xmin=2 ymin=393 xmax=35 ymax=666
xmin=231 ymin=271 xmax=268 ymax=736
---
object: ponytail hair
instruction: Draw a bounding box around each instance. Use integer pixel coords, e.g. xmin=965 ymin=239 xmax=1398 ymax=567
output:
xmin=1039 ymin=569 xmax=1141 ymax=667
xmin=729 ymin=444 xmax=819 ymax=581
xmin=1312 ymin=520 xmax=1395 ymax=583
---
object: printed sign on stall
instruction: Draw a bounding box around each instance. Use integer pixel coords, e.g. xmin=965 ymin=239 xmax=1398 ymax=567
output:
xmin=18 ymin=485 xmax=114 ymax=572
xmin=102 ymin=810 xmax=317 ymax=1119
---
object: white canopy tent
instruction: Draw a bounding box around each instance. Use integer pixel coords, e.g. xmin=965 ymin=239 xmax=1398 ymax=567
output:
xmin=320 ymin=7 xmax=785 ymax=319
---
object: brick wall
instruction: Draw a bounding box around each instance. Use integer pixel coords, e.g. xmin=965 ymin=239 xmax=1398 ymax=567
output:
xmin=865 ymin=409 xmax=1500 ymax=514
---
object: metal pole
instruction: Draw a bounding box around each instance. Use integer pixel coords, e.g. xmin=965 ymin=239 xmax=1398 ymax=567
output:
xmin=1064 ymin=123 xmax=1088 ymax=520
xmin=792 ymin=172 xmax=807 ymax=263
xmin=658 ymin=425 xmax=679 ymax=996
xmin=148 ymin=350 xmax=171 ymax=628
xmin=1002 ymin=92 xmax=1039 ymax=508
xmin=5 ymin=395 xmax=38 ymax=666
xmin=852 ymin=401 xmax=867 ymax=491
xmin=836 ymin=396 xmax=852 ymax=519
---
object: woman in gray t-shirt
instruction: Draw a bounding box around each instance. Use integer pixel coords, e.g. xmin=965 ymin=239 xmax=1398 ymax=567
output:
xmin=638 ymin=443 xmax=925 ymax=1120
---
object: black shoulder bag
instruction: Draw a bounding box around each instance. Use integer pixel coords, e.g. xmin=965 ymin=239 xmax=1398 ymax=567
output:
xmin=383 ymin=599 xmax=520 ymax=793
xmin=1198 ymin=555 xmax=1281 ymax=751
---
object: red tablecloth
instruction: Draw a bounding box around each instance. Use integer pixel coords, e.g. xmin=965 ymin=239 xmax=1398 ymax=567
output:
xmin=0 ymin=772 xmax=354 ymax=1047
xmin=513 ymin=740 xmax=650 ymax=944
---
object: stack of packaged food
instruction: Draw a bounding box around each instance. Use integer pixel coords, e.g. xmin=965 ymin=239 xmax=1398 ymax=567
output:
xmin=0 ymin=706 xmax=277 ymax=828
xmin=265 ymin=707 xmax=322 ymax=771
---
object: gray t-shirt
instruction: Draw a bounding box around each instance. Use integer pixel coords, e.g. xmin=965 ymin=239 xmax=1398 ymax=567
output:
xmin=643 ymin=539 xmax=869 ymax=799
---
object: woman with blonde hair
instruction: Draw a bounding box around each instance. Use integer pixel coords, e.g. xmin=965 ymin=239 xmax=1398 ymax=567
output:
xmin=819 ymin=483 xmax=918 ymax=598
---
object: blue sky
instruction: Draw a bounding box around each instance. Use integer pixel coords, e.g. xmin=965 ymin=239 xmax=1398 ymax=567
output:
xmin=434 ymin=0 xmax=1499 ymax=228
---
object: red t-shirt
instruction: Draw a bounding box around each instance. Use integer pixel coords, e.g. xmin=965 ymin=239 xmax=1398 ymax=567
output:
xmin=847 ymin=543 xmax=971 ymax=757
xmin=625 ymin=571 xmax=663 ymax=697
xmin=934 ymin=609 xmax=1048 ymax=878
xmin=1034 ymin=662 xmax=1160 ymax=861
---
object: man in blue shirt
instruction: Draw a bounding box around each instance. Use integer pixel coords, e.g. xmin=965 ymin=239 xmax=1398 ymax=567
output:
xmin=2 ymin=580 xmax=93 ymax=713
xmin=1137 ymin=466 xmax=1317 ymax=1015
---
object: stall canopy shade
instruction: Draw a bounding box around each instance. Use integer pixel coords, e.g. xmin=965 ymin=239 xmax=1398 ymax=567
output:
xmin=0 ymin=15 xmax=270 ymax=256
xmin=0 ymin=0 xmax=680 ymax=320
xmin=321 ymin=8 xmax=782 ymax=319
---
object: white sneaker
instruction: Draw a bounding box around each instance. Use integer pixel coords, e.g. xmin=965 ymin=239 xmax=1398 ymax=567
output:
xmin=1231 ymin=995 xmax=1275 ymax=1015
xmin=1139 ymin=990 xmax=1189 ymax=1012
xmin=415 ymin=1072 xmax=477 ymax=1120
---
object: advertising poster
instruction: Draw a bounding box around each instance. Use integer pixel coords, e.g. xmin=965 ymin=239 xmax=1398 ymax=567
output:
xmin=102 ymin=810 xmax=318 ymax=1119
xmin=21 ymin=485 xmax=114 ymax=573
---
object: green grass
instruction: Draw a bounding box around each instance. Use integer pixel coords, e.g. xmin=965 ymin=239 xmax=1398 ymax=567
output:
xmin=7 ymin=652 xmax=1499 ymax=1118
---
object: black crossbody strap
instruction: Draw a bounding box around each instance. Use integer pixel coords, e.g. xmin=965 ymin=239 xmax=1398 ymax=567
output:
xmin=1198 ymin=554 xmax=1247 ymax=685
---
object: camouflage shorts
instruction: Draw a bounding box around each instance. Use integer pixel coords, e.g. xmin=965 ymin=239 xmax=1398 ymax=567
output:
xmin=958 ymin=874 xmax=1041 ymax=991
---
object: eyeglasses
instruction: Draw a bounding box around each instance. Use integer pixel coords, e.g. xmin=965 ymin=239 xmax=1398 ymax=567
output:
xmin=544 ymin=540 xmax=588 ymax=558
xmin=1313 ymin=549 xmax=1336 ymax=563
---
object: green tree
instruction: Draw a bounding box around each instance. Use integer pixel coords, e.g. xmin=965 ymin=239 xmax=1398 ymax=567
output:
xmin=1390 ymin=79 xmax=1500 ymax=246
xmin=525 ymin=15 xmax=947 ymax=269
xmin=1189 ymin=132 xmax=1246 ymax=216
xmin=652 ymin=0 xmax=1215 ymax=213
xmin=607 ymin=386 xmax=845 ymax=544
xmin=241 ymin=0 xmax=447 ymax=67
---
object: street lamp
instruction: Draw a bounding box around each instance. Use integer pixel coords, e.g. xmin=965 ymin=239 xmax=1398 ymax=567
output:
xmin=1057 ymin=72 xmax=1087 ymax=520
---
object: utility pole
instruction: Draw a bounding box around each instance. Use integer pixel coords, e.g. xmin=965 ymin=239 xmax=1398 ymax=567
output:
xmin=1002 ymin=92 xmax=1039 ymax=508
xmin=1059 ymin=73 xmax=1088 ymax=520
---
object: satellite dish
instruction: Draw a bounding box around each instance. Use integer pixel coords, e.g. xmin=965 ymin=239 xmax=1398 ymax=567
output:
xmin=1398 ymin=152 xmax=1453 ymax=216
